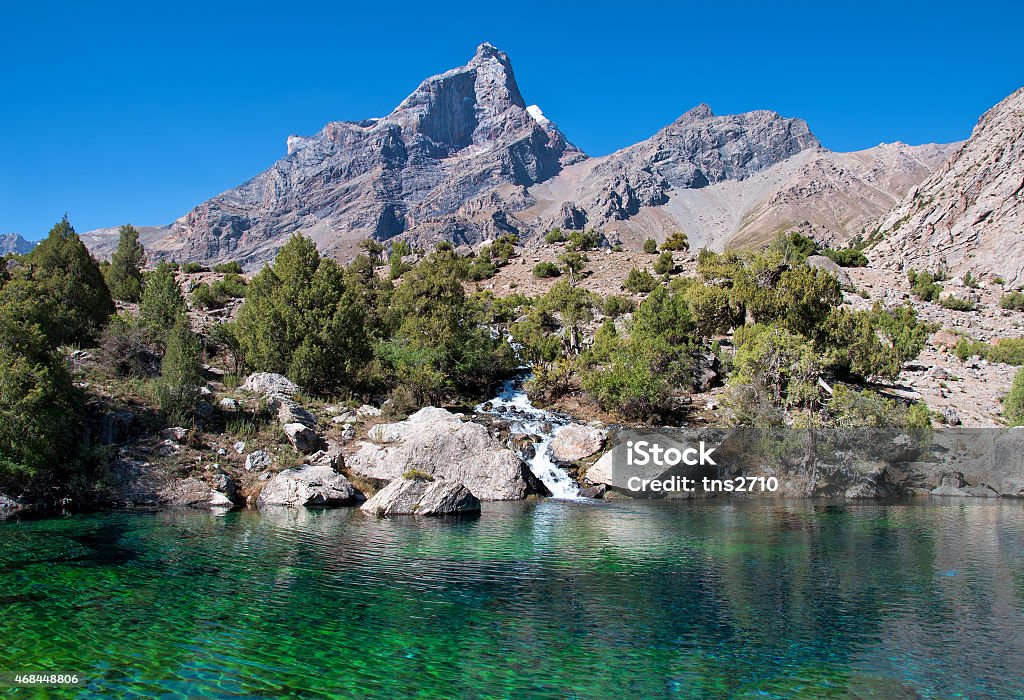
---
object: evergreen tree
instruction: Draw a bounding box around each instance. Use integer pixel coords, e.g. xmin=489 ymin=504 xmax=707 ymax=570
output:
xmin=139 ymin=262 xmax=187 ymax=340
xmin=158 ymin=316 xmax=204 ymax=424
xmin=0 ymin=299 xmax=82 ymax=494
xmin=105 ymin=224 xmax=146 ymax=301
xmin=9 ymin=215 xmax=114 ymax=346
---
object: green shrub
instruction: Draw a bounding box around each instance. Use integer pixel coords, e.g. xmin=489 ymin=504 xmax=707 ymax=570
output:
xmin=158 ymin=316 xmax=204 ymax=425
xmin=533 ymin=261 xmax=561 ymax=278
xmin=989 ymin=339 xmax=1024 ymax=365
xmin=1001 ymin=291 xmax=1024 ymax=310
xmin=140 ymin=262 xmax=187 ymax=339
xmin=182 ymin=262 xmax=208 ymax=274
xmin=191 ymin=283 xmax=220 ymax=309
xmin=907 ymin=269 xmax=942 ymax=302
xmin=467 ymin=257 xmax=497 ymax=281
xmin=402 ymin=469 xmax=434 ymax=482
xmin=938 ymin=295 xmax=977 ymax=311
xmin=642 ymin=238 xmax=658 ymax=254
xmin=653 ymin=251 xmax=675 ymax=276
xmin=544 ymin=228 xmax=566 ymax=244
xmin=824 ymin=248 xmax=869 ymax=267
xmin=660 ymin=232 xmax=689 ymax=251
xmin=623 ymin=268 xmax=658 ymax=293
xmin=962 ymin=271 xmax=980 ymax=288
xmin=602 ymin=295 xmax=636 ymax=318
xmin=1005 ymin=369 xmax=1024 ymax=426
xmin=213 ymin=261 xmax=243 ymax=274
xmin=567 ymin=229 xmax=602 ymax=252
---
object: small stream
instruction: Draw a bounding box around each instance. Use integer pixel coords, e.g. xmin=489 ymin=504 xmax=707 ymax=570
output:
xmin=476 ymin=376 xmax=582 ymax=499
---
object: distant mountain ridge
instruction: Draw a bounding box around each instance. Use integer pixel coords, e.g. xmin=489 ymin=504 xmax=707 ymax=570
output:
xmin=0 ymin=233 xmax=34 ymax=255
xmin=80 ymin=44 xmax=963 ymax=267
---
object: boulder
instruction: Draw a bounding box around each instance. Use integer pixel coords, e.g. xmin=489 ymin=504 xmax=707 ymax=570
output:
xmin=347 ymin=407 xmax=547 ymax=500
xmin=930 ymin=472 xmax=1000 ymax=497
xmin=158 ymin=475 xmax=239 ymax=508
xmin=549 ymin=424 xmax=607 ymax=464
xmin=580 ymin=484 xmax=607 ymax=499
xmin=283 ymin=423 xmax=323 ymax=454
xmin=240 ymin=372 xmax=298 ymax=398
xmin=931 ymin=329 xmax=960 ymax=350
xmin=361 ymin=477 xmax=481 ymax=516
xmin=257 ymin=465 xmax=361 ymax=507
xmin=806 ymin=255 xmax=852 ymax=289
xmin=219 ymin=397 xmax=240 ymax=411
xmin=276 ymin=399 xmax=317 ymax=428
xmin=245 ymin=449 xmax=272 ymax=472
xmin=355 ymin=404 xmax=382 ymax=419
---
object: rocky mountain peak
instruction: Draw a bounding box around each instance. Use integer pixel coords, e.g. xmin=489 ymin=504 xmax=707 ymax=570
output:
xmin=0 ymin=233 xmax=34 ymax=255
xmin=675 ymin=103 xmax=715 ymax=123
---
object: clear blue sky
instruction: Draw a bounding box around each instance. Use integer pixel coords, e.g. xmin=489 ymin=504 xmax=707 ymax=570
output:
xmin=2 ymin=0 xmax=1021 ymax=240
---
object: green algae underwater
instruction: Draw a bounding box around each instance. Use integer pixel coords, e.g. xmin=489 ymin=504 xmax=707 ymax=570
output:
xmin=2 ymin=499 xmax=1023 ymax=699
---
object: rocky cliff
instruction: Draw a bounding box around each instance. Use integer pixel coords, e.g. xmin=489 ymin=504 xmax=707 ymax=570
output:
xmin=870 ymin=87 xmax=1024 ymax=284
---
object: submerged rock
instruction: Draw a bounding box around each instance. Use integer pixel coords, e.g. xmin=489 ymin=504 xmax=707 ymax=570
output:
xmin=361 ymin=477 xmax=481 ymax=516
xmin=549 ymin=424 xmax=607 ymax=464
xmin=347 ymin=407 xmax=547 ymax=500
xmin=257 ymin=465 xmax=361 ymax=507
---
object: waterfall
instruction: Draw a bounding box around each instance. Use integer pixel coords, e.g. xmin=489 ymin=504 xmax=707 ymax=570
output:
xmin=476 ymin=377 xmax=582 ymax=499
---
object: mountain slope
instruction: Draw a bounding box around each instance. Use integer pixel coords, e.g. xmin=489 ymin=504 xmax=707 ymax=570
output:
xmin=870 ymin=87 xmax=1024 ymax=284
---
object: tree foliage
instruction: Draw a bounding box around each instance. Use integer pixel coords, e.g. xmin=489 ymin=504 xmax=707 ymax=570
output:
xmin=105 ymin=224 xmax=146 ymax=301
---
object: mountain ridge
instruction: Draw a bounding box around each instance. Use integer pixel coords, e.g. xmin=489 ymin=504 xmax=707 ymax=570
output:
xmin=80 ymin=44 xmax=965 ymax=267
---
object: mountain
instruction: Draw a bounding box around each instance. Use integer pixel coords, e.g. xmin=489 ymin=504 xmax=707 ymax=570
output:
xmin=516 ymin=112 xmax=955 ymax=250
xmin=85 ymin=43 xmax=583 ymax=266
xmin=81 ymin=44 xmax=959 ymax=266
xmin=870 ymin=87 xmax=1024 ymax=284
xmin=0 ymin=233 xmax=35 ymax=255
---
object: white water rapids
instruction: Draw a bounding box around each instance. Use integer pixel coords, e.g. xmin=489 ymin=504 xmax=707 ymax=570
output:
xmin=475 ymin=377 xmax=582 ymax=499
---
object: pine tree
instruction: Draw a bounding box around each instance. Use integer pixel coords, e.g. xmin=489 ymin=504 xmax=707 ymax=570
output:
xmin=12 ymin=215 xmax=114 ymax=346
xmin=106 ymin=224 xmax=146 ymax=301
xmin=139 ymin=262 xmax=186 ymax=340
xmin=158 ymin=316 xmax=204 ymax=424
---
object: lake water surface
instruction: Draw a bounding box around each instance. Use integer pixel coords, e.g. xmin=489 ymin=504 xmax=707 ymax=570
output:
xmin=2 ymin=500 xmax=1023 ymax=698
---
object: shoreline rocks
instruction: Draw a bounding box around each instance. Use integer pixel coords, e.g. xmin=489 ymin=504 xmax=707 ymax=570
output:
xmin=549 ymin=424 xmax=606 ymax=464
xmin=361 ymin=477 xmax=481 ymax=516
xmin=347 ymin=407 xmax=548 ymax=500
xmin=257 ymin=464 xmax=362 ymax=508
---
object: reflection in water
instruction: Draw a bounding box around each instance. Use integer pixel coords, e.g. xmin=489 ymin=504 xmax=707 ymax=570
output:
xmin=1 ymin=500 xmax=1022 ymax=698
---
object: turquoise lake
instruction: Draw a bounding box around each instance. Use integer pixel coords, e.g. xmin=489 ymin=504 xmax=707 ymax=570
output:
xmin=1 ymin=499 xmax=1023 ymax=698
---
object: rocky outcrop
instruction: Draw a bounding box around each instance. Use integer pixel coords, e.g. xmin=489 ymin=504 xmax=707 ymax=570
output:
xmin=360 ymin=477 xmax=481 ymax=516
xmin=347 ymin=407 xmax=548 ymax=500
xmin=872 ymin=86 xmax=1024 ymax=284
xmin=549 ymin=424 xmax=606 ymax=464
xmin=256 ymin=464 xmax=361 ymax=507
